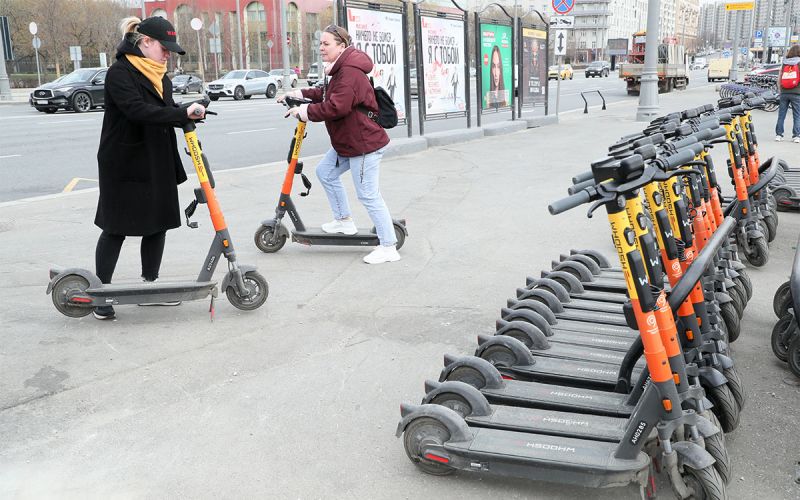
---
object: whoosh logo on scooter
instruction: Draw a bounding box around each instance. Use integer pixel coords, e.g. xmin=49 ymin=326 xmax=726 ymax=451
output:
xmin=549 ymin=391 xmax=593 ymax=400
xmin=525 ymin=442 xmax=576 ymax=453
xmin=542 ymin=417 xmax=589 ymax=427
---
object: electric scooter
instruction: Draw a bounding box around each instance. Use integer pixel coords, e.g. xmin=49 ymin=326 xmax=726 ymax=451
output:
xmin=254 ymin=96 xmax=408 ymax=253
xmin=47 ymin=97 xmax=269 ymax=317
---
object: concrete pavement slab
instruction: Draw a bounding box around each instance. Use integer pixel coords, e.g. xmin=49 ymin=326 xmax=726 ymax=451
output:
xmin=481 ymin=120 xmax=529 ymax=136
xmin=1 ymin=84 xmax=799 ymax=499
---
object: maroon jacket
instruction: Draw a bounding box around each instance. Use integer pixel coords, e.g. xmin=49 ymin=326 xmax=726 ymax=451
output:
xmin=301 ymin=46 xmax=389 ymax=157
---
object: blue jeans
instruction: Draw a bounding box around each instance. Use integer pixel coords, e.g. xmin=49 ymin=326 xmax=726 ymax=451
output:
xmin=316 ymin=147 xmax=396 ymax=246
xmin=776 ymin=93 xmax=800 ymax=138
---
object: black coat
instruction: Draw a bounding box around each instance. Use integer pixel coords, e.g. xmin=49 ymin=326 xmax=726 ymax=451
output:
xmin=94 ymin=38 xmax=190 ymax=236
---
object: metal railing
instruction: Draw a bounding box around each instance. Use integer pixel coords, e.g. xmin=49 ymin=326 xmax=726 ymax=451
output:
xmin=580 ymin=90 xmax=606 ymax=113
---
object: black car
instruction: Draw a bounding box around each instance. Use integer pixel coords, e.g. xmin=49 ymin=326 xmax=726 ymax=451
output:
xmin=29 ymin=67 xmax=106 ymax=113
xmin=172 ymin=74 xmax=204 ymax=94
xmin=585 ymin=61 xmax=611 ymax=78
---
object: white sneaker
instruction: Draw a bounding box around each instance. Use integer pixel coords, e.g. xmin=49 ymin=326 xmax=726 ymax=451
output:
xmin=363 ymin=245 xmax=401 ymax=264
xmin=321 ymin=218 xmax=357 ymax=235
xmin=776 ymin=135 xmax=784 ymax=142
xmin=794 ymin=137 xmax=800 ymax=143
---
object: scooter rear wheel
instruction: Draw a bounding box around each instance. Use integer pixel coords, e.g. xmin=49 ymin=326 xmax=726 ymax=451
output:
xmin=770 ymin=315 xmax=795 ymax=361
xmin=706 ymin=384 xmax=740 ymax=433
xmin=254 ymin=225 xmax=287 ymax=253
xmin=722 ymin=367 xmax=745 ymax=410
xmin=429 ymin=393 xmax=473 ymax=418
xmin=773 ymin=281 xmax=791 ymax=318
xmin=51 ymin=275 xmax=92 ymax=318
xmin=704 ymin=431 xmax=732 ymax=485
xmin=403 ymin=417 xmax=455 ymax=476
xmin=788 ymin=336 xmax=800 ymax=378
xmin=718 ymin=300 xmax=740 ymax=343
xmin=226 ymin=271 xmax=269 ymax=310
xmin=735 ymin=270 xmax=753 ymax=301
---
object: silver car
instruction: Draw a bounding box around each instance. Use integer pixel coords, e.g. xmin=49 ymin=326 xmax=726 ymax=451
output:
xmin=206 ymin=69 xmax=279 ymax=101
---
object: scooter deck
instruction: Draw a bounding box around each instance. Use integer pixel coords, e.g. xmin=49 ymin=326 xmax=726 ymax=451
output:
xmin=469 ymin=405 xmax=628 ymax=442
xmin=531 ymin=341 xmax=645 ymax=368
xmin=446 ymin=427 xmax=650 ymax=487
xmin=562 ymin=298 xmax=623 ymax=314
xmin=292 ymin=229 xmax=379 ymax=246
xmin=556 ymin=309 xmax=628 ymax=327
xmin=500 ymin=357 xmax=643 ymax=390
xmin=481 ymin=378 xmax=634 ymax=417
xmin=87 ymin=280 xmax=216 ymax=305
xmin=550 ymin=319 xmax=637 ymax=338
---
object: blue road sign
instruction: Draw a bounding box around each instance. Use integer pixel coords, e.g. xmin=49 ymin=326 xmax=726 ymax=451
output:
xmin=755 ymin=29 xmax=763 ymax=39
xmin=722 ymin=50 xmax=731 ymax=57
xmin=552 ymin=0 xmax=575 ymax=15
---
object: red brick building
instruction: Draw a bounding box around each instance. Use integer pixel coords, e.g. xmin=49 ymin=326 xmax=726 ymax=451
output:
xmin=142 ymin=0 xmax=333 ymax=76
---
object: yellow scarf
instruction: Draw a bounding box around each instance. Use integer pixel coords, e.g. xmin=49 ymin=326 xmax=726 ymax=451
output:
xmin=125 ymin=54 xmax=167 ymax=98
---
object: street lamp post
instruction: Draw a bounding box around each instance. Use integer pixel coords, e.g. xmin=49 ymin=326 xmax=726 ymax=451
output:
xmin=29 ymin=22 xmax=41 ymax=87
xmin=636 ymin=0 xmax=661 ymax=121
xmin=190 ymin=18 xmax=205 ymax=83
xmin=236 ymin=0 xmax=244 ymax=68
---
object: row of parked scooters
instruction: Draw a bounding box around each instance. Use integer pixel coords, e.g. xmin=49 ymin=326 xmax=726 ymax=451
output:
xmin=395 ymin=93 xmax=783 ymax=499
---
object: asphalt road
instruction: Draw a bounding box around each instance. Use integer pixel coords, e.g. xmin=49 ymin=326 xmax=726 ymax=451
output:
xmin=0 ymin=68 xmax=714 ymax=203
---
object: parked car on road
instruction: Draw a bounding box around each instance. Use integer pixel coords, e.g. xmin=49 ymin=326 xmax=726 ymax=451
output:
xmin=744 ymin=63 xmax=782 ymax=82
xmin=172 ymin=74 xmax=203 ymax=94
xmin=306 ymin=63 xmax=320 ymax=86
xmin=29 ymin=67 xmax=106 ymax=113
xmin=206 ymin=69 xmax=278 ymax=100
xmin=269 ymin=69 xmax=298 ymax=89
xmin=585 ymin=61 xmax=611 ymax=77
xmin=548 ymin=64 xmax=574 ymax=80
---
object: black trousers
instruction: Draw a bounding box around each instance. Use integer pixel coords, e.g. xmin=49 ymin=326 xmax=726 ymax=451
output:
xmin=95 ymin=231 xmax=166 ymax=284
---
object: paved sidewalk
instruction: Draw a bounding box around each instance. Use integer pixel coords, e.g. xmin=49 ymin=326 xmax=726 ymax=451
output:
xmin=1 ymin=85 xmax=799 ymax=499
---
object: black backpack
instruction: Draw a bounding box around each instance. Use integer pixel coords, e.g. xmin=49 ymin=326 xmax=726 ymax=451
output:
xmin=359 ymin=76 xmax=398 ymax=129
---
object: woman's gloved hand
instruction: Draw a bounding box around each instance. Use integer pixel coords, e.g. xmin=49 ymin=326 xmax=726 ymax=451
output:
xmin=277 ymin=88 xmax=304 ymax=103
xmin=285 ymin=103 xmax=309 ymax=122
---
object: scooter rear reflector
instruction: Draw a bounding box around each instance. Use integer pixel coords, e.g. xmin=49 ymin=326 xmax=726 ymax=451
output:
xmin=501 ymin=375 xmax=515 ymax=380
xmin=70 ymin=297 xmax=92 ymax=304
xmin=424 ymin=453 xmax=450 ymax=464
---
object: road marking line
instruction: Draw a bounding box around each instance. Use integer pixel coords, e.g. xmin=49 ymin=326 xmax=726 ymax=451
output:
xmin=0 ymin=154 xmax=22 ymax=159
xmin=62 ymin=177 xmax=97 ymax=193
xmin=225 ymin=127 xmax=276 ymax=135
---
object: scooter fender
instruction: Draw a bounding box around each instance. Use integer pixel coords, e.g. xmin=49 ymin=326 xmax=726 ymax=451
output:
xmin=536 ymin=270 xmax=586 ymax=294
xmin=506 ymin=299 xmax=558 ymax=325
xmin=671 ymin=441 xmax=716 ymax=471
xmin=714 ymin=291 xmax=732 ymax=305
xmin=395 ymin=403 xmax=472 ymax=441
xmin=499 ymin=307 xmax=553 ymax=337
xmin=697 ymin=366 xmax=727 ymax=388
xmin=694 ymin=414 xmax=720 ymax=439
xmin=525 ymin=277 xmax=571 ymax=302
xmin=475 ymin=334 xmax=537 ymax=365
xmin=746 ymin=227 xmax=765 ymax=240
xmin=221 ymin=265 xmax=258 ymax=293
xmin=715 ymin=353 xmax=734 ymax=369
xmin=421 ymin=380 xmax=492 ymax=417
xmin=258 ymin=219 xmax=290 ymax=239
xmin=515 ymin=288 xmax=565 ymax=313
xmin=570 ymin=248 xmax=612 ymax=268
xmin=440 ymin=354 xmax=505 ymax=389
xmin=493 ymin=320 xmax=550 ymax=350
xmin=46 ymin=268 xmax=102 ymax=295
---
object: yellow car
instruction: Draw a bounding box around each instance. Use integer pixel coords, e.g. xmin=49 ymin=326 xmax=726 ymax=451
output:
xmin=548 ymin=64 xmax=574 ymax=80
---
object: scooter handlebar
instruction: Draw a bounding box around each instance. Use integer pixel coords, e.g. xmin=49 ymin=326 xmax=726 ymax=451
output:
xmin=663 ymin=144 xmax=702 ymax=170
xmin=284 ymin=96 xmax=312 ymax=108
xmin=549 ymin=189 xmax=593 ymax=215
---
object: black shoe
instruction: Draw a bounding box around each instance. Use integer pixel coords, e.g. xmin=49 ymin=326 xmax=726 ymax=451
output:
xmin=93 ymin=305 xmax=115 ymax=320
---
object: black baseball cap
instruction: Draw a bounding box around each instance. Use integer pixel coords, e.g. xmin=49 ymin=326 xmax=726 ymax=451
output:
xmin=138 ymin=17 xmax=185 ymax=55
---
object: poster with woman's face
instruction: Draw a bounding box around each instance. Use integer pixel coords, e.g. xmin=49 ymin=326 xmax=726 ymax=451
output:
xmin=521 ymin=28 xmax=547 ymax=104
xmin=347 ymin=7 xmax=405 ymax=120
xmin=420 ymin=16 xmax=466 ymax=115
xmin=480 ymin=24 xmax=512 ymax=108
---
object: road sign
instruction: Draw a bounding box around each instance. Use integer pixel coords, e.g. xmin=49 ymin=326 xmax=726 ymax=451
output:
xmin=266 ymin=39 xmax=274 ymax=49
xmin=32 ymin=36 xmax=41 ymax=50
xmin=28 ymin=22 xmax=37 ymax=35
xmin=209 ymin=22 xmax=219 ymax=36
xmin=549 ymin=15 xmax=574 ymax=29
xmin=190 ymin=18 xmax=202 ymax=31
xmin=69 ymin=45 xmax=82 ymax=61
xmin=552 ymin=0 xmax=574 ymax=15
xmin=766 ymin=26 xmax=788 ymax=47
xmin=554 ymin=29 xmax=567 ymax=56
xmin=209 ymin=38 xmax=221 ymax=54
xmin=722 ymin=50 xmax=731 ymax=57
xmin=755 ymin=29 xmax=763 ymax=39
xmin=725 ymin=2 xmax=754 ymax=10
xmin=792 ymin=35 xmax=799 ymax=43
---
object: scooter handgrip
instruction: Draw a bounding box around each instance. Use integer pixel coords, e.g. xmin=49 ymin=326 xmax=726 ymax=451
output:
xmin=568 ymin=178 xmax=595 ymax=194
xmin=694 ymin=116 xmax=720 ymax=131
xmin=664 ymin=145 xmax=701 ymax=170
xmin=670 ymin=135 xmax=701 ymax=150
xmin=572 ymin=171 xmax=593 ymax=184
xmin=549 ymin=190 xmax=592 ymax=215
xmin=707 ymin=126 xmax=727 ymax=140
xmin=746 ymin=96 xmax=765 ymax=108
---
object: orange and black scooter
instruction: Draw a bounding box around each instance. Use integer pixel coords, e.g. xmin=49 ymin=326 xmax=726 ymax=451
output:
xmin=254 ymin=96 xmax=407 ymax=253
xmin=48 ymin=97 xmax=269 ymax=318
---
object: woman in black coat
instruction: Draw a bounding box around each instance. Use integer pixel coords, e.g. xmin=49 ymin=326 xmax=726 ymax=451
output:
xmin=93 ymin=16 xmax=206 ymax=320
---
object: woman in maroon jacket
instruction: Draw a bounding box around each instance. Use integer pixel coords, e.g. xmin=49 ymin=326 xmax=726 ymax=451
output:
xmin=282 ymin=25 xmax=400 ymax=264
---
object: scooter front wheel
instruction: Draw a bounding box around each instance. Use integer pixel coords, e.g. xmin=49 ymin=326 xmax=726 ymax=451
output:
xmin=226 ymin=271 xmax=269 ymax=310
xmin=675 ymin=465 xmax=727 ymax=500
xmin=772 ymin=281 xmax=791 ymax=318
xmin=788 ymin=336 xmax=800 ymax=378
xmin=51 ymin=274 xmax=93 ymax=318
xmin=770 ymin=315 xmax=795 ymax=361
xmin=254 ymin=224 xmax=287 ymax=253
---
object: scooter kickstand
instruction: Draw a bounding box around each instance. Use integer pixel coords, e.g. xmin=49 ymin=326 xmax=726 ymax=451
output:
xmin=209 ymin=294 xmax=215 ymax=322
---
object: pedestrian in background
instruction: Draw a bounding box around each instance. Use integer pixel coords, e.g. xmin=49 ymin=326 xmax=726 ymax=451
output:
xmin=93 ymin=16 xmax=206 ymax=319
xmin=280 ymin=24 xmax=400 ymax=264
xmin=775 ymin=44 xmax=800 ymax=142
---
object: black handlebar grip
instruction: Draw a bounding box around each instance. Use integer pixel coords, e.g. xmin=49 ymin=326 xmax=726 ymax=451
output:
xmin=746 ymin=96 xmax=765 ymax=108
xmin=664 ymin=145 xmax=701 ymax=170
xmin=572 ymin=171 xmax=594 ymax=184
xmin=633 ymin=144 xmax=657 ymax=160
xmin=708 ymin=126 xmax=727 ymax=140
xmin=549 ymin=190 xmax=592 ymax=215
xmin=568 ymin=178 xmax=595 ymax=194
xmin=695 ymin=117 xmax=720 ymax=130
xmin=671 ymin=135 xmax=701 ymax=150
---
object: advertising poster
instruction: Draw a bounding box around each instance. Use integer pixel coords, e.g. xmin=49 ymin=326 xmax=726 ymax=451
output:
xmin=480 ymin=24 xmax=512 ymax=108
xmin=348 ymin=7 xmax=406 ymax=120
xmin=521 ymin=28 xmax=547 ymax=104
xmin=420 ymin=16 xmax=466 ymax=115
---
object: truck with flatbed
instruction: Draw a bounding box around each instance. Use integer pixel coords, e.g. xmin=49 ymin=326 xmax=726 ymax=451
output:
xmin=618 ymin=31 xmax=688 ymax=95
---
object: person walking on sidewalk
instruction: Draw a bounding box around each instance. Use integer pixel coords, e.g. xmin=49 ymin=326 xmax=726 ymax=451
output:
xmin=775 ymin=44 xmax=800 ymax=142
xmin=281 ymin=24 xmax=400 ymax=264
xmin=92 ymin=16 xmax=206 ymax=320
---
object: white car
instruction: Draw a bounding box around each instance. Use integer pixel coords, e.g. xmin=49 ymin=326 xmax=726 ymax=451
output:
xmin=206 ymin=69 xmax=279 ymax=101
xmin=269 ymin=69 xmax=298 ymax=89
